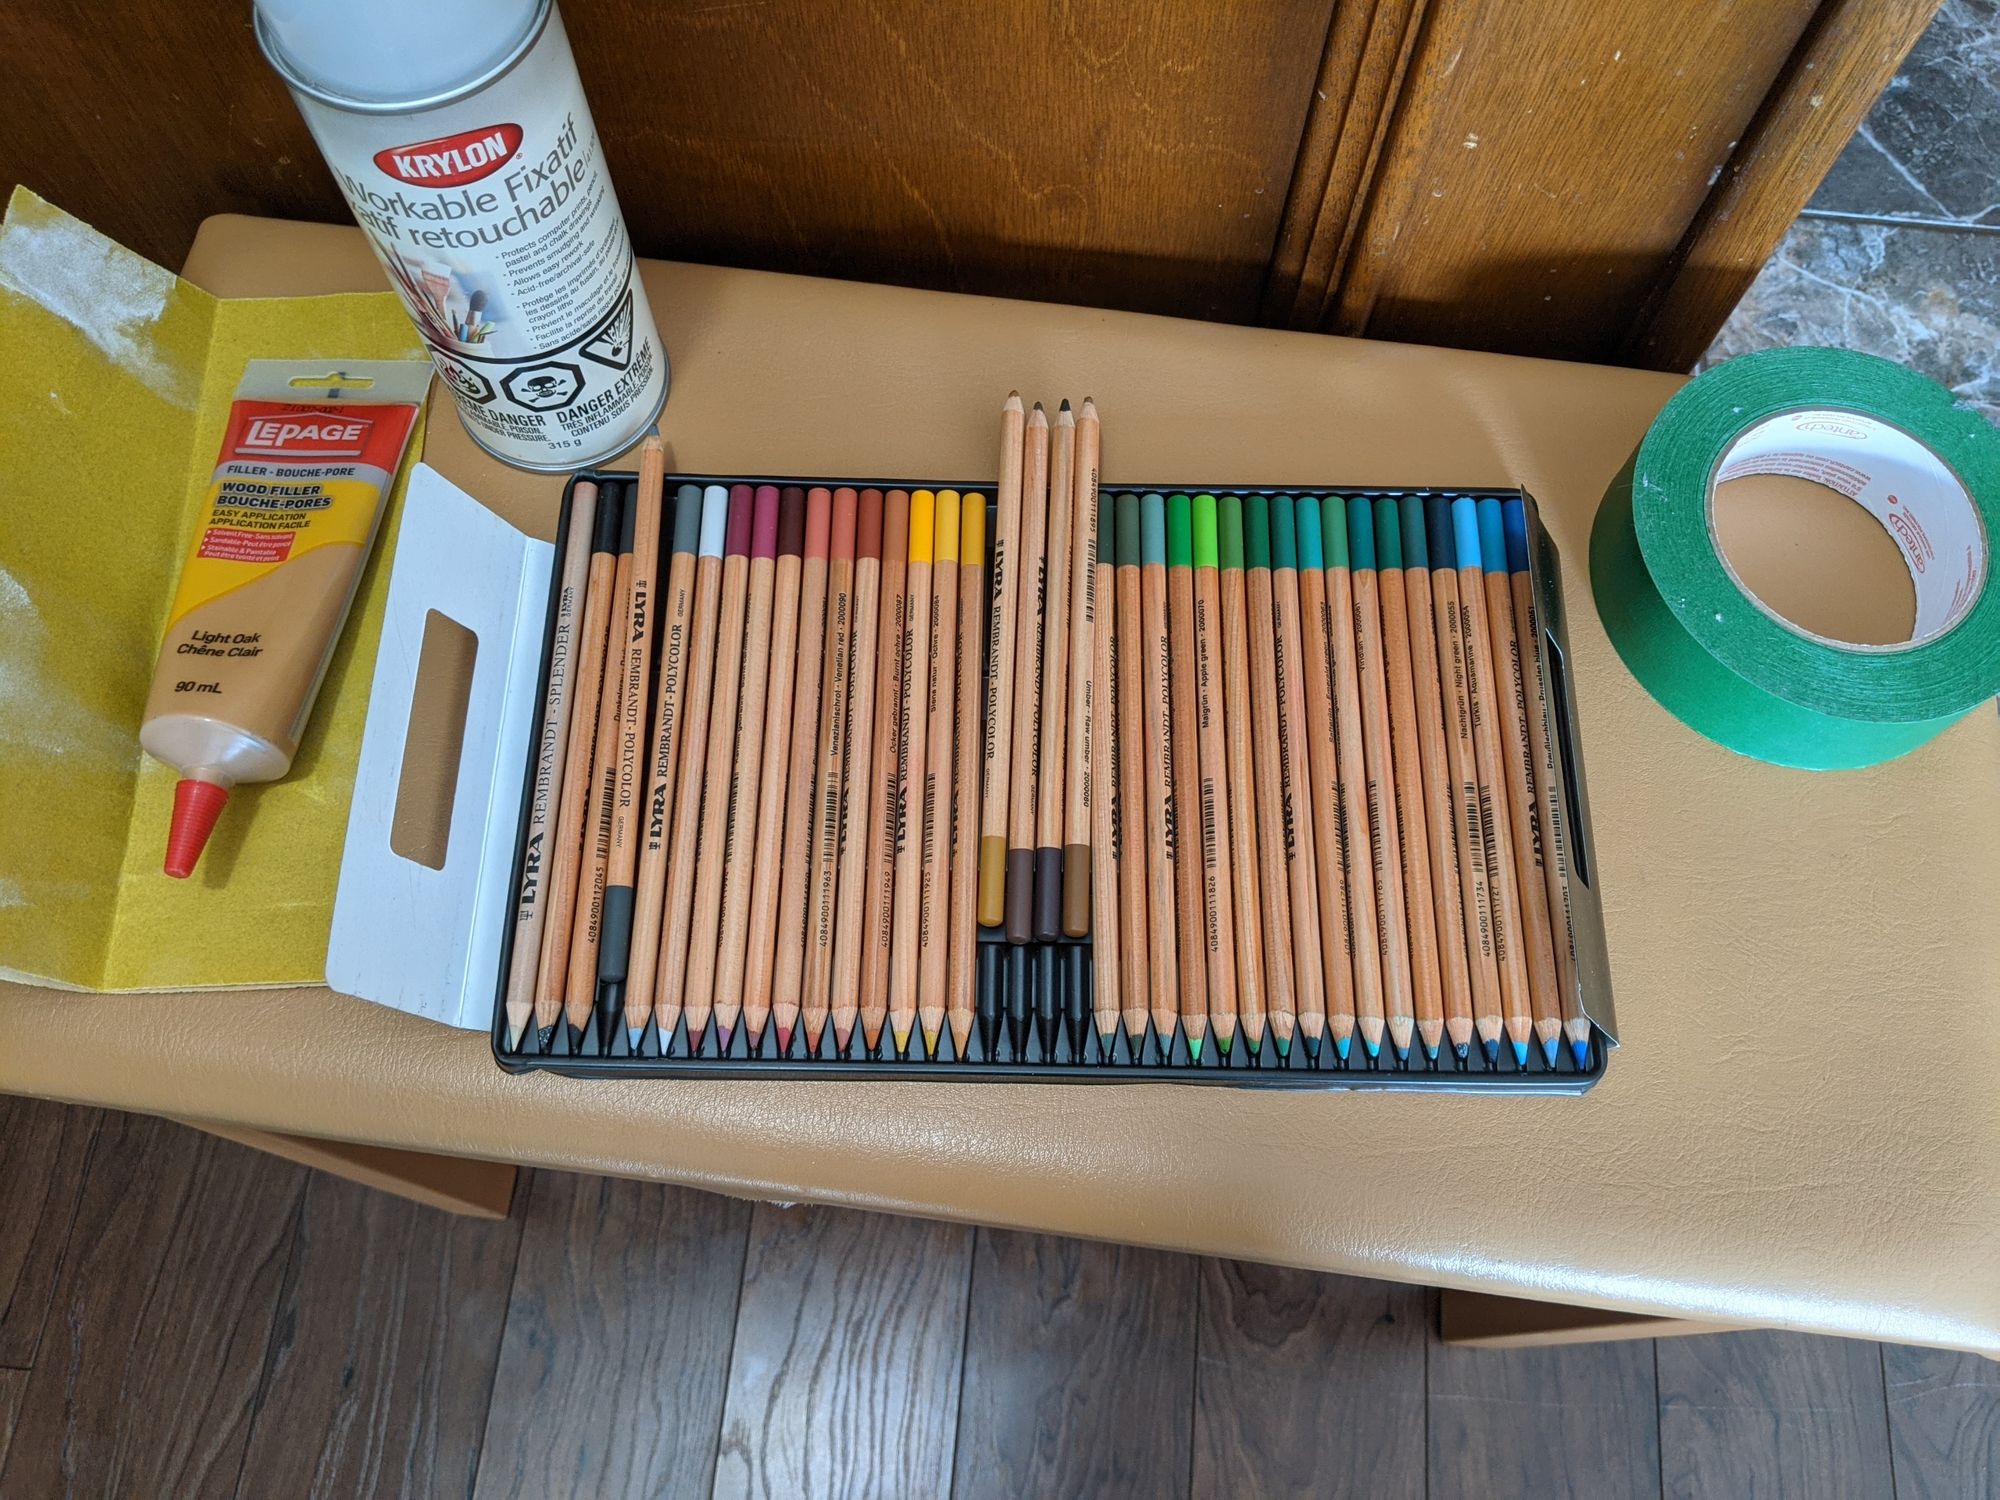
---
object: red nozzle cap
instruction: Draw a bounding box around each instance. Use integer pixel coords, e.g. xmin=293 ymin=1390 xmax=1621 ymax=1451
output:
xmin=165 ymin=778 xmax=229 ymax=879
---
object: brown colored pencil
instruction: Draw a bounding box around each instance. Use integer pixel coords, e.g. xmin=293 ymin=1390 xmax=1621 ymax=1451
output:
xmin=652 ymin=485 xmax=730 ymax=1048
xmin=1137 ymin=492 xmax=1181 ymax=1055
xmin=803 ymin=487 xmax=859 ymax=1052
xmin=1164 ymin=494 xmax=1210 ymax=1054
xmin=1425 ymin=498 xmax=1501 ymax=1061
xmin=1033 ymin=404 xmax=1075 ymax=942
xmin=830 ymin=489 xmax=887 ymax=1054
xmin=1086 ymin=485 xmax=1119 ymax=1050
xmin=623 ymin=482 xmax=704 ymax=1048
xmin=772 ymin=487 xmax=832 ymax=1053
xmin=1063 ymin=399 xmax=1101 ymax=939
xmin=977 ymin=393 xmax=1025 ymax=927
xmin=1188 ymin=495 xmax=1239 ymax=1058
xmin=853 ymin=490 xmax=908 ymax=1054
xmin=1004 ymin=403 xmax=1050 ymax=944
xmin=917 ymin=490 xmax=961 ymax=1056
xmin=1399 ymin=497 xmax=1472 ymax=1060
xmin=890 ymin=490 xmax=936 ymax=1056
xmin=741 ymin=486 xmax=807 ymax=1051
xmin=1452 ymin=498 xmax=1532 ymax=1064
xmin=1269 ymin=498 xmax=1327 ymax=1057
xmin=529 ymin=480 xmax=608 ymax=1050
xmin=506 ymin=478 xmax=598 ymax=1052
xmin=948 ymin=494 xmax=988 ymax=1057
xmin=1112 ymin=495 xmax=1151 ymax=1050
xmin=1243 ymin=497 xmax=1297 ymax=1055
xmin=563 ymin=481 xmax=635 ymax=1045
xmin=1347 ymin=498 xmax=1411 ymax=1062
xmin=1216 ymin=497 xmax=1269 ymax=1055
xmin=1320 ymin=497 xmax=1384 ymax=1063
xmin=1293 ymin=497 xmax=1358 ymax=1059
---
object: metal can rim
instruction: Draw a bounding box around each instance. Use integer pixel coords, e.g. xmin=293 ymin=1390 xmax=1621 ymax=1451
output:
xmin=254 ymin=0 xmax=555 ymax=115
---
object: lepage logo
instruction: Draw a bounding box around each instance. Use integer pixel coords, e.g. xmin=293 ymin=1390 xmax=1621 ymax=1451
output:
xmin=237 ymin=412 xmax=374 ymax=460
xmin=373 ymin=124 xmax=524 ymax=187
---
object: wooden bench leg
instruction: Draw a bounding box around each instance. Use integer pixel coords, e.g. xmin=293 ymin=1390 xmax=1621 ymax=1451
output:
xmin=178 ymin=1118 xmax=517 ymax=1220
xmin=1440 ymin=1289 xmax=1756 ymax=1348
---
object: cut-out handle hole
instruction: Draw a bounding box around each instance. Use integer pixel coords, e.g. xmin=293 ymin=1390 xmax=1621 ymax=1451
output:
xmin=287 ymin=370 xmax=376 ymax=390
xmin=390 ymin=610 xmax=478 ymax=870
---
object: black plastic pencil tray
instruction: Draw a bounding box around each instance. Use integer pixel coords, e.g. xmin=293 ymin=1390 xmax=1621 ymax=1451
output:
xmin=491 ymin=473 xmax=1617 ymax=1092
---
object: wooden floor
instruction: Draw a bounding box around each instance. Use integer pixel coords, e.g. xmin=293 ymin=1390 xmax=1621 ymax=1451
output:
xmin=0 ymin=1095 xmax=1992 ymax=1499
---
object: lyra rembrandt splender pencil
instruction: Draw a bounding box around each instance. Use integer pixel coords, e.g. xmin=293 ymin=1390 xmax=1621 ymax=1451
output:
xmin=852 ymin=490 xmax=906 ymax=1055
xmin=1242 ymin=497 xmax=1297 ymax=1056
xmin=1063 ymin=398 xmax=1101 ymax=939
xmin=508 ymin=478 xmax=598 ymax=1052
xmin=1481 ymin=497 xmax=1561 ymax=1066
xmin=832 ymin=489 xmax=889 ymax=1056
xmin=1319 ymin=497 xmax=1383 ymax=1063
xmin=977 ymin=393 xmax=1025 ymax=928
xmin=1401 ymin=497 xmax=1472 ymax=1061
xmin=917 ymin=491 xmax=961 ymax=1057
xmin=1137 ymin=493 xmax=1180 ymax=1059
xmin=741 ymin=486 xmax=807 ymax=1051
xmin=1086 ymin=486 xmax=1119 ymax=1054
xmin=1164 ymin=494 xmax=1210 ymax=1058
xmin=1004 ymin=402 xmax=1051 ymax=944
xmin=1216 ymin=497 xmax=1269 ymax=1055
xmin=1033 ymin=405 xmax=1076 ymax=942
xmin=1373 ymin=497 xmax=1439 ymax=1064
xmin=1112 ymin=495 xmax=1152 ymax=1052
xmin=1453 ymin=497 xmax=1532 ymax=1066
xmin=1269 ymin=497 xmax=1327 ymax=1060
xmin=1346 ymin=497 xmax=1410 ymax=1062
xmin=772 ymin=487 xmax=833 ymax=1055
xmin=947 ymin=494 xmax=987 ymax=1058
xmin=710 ymin=484 xmax=781 ymax=1054
xmin=1427 ymin=496 xmax=1501 ymax=1061
xmin=563 ymin=480 xmax=634 ymax=1048
xmin=803 ymin=488 xmax=859 ymax=1053
xmin=889 ymin=490 xmax=936 ymax=1057
xmin=623 ymin=483 xmax=703 ymax=1050
xmin=1505 ymin=498 xmax=1588 ymax=1068
xmin=1188 ymin=495 xmax=1239 ymax=1058
xmin=1293 ymin=497 xmax=1359 ymax=1062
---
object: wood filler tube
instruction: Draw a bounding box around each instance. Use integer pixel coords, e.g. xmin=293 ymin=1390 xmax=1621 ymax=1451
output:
xmin=141 ymin=359 xmax=430 ymax=878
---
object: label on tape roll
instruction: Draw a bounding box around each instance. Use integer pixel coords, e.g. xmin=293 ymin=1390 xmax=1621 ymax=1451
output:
xmin=1591 ymin=348 xmax=2000 ymax=769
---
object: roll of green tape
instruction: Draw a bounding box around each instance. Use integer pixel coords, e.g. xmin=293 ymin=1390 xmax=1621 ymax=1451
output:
xmin=1591 ymin=347 xmax=2000 ymax=769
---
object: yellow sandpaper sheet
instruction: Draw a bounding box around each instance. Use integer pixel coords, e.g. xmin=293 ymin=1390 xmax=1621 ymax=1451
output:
xmin=0 ymin=189 xmax=427 ymax=990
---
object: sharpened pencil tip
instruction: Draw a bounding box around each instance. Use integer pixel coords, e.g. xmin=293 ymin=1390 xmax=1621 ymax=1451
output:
xmin=1059 ymin=397 xmax=1071 ymax=411
xmin=1303 ymin=1035 xmax=1321 ymax=1061
xmin=833 ymin=1022 xmax=852 ymax=1055
xmin=1482 ymin=1038 xmax=1501 ymax=1065
xmin=535 ymin=1025 xmax=554 ymax=1053
xmin=1455 ymin=1042 xmax=1472 ymax=1061
xmin=1363 ymin=1036 xmax=1380 ymax=1059
xmin=717 ymin=1024 xmax=733 ymax=1055
xmin=1216 ymin=1033 xmax=1231 ymax=1056
xmin=1246 ymin=1034 xmax=1261 ymax=1055
xmin=1541 ymin=1037 xmax=1560 ymax=1069
xmin=1188 ymin=1037 xmax=1203 ymax=1062
xmin=566 ymin=1023 xmax=586 ymax=1052
xmin=626 ymin=1027 xmax=643 ymax=1053
xmin=1424 ymin=1043 xmax=1440 ymax=1062
xmin=1571 ymin=1038 xmax=1591 ymax=1070
xmin=687 ymin=1023 xmax=706 ymax=1054
xmin=1335 ymin=1035 xmax=1351 ymax=1062
xmin=1512 ymin=1039 xmax=1530 ymax=1068
xmin=922 ymin=1023 xmax=941 ymax=1059
xmin=1274 ymin=1035 xmax=1291 ymax=1059
xmin=891 ymin=1023 xmax=911 ymax=1057
xmin=1394 ymin=1043 xmax=1410 ymax=1062
xmin=506 ymin=1020 xmax=524 ymax=1052
xmin=776 ymin=1023 xmax=793 ymax=1054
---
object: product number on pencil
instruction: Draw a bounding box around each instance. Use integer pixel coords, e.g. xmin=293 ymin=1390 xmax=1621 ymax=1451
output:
xmin=175 ymin=680 xmax=223 ymax=695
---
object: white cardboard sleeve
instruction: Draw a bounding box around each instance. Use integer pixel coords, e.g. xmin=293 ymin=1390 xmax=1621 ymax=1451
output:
xmin=327 ymin=464 xmax=551 ymax=1029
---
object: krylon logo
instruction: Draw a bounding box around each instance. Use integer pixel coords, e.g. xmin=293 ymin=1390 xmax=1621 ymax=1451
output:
xmin=238 ymin=412 xmax=373 ymax=459
xmin=373 ymin=123 xmax=524 ymax=187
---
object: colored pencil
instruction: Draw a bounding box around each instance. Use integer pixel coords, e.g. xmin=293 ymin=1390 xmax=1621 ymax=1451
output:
xmin=1189 ymin=494 xmax=1239 ymax=1057
xmin=653 ymin=484 xmax=729 ymax=1049
xmin=1427 ymin=496 xmax=1501 ymax=1059
xmin=1004 ymin=403 xmax=1051 ymax=944
xmin=1269 ymin=497 xmax=1328 ymax=1058
xmin=1164 ymin=494 xmax=1210 ymax=1057
xmin=563 ymin=480 xmax=634 ymax=1047
xmin=948 ymin=494 xmax=988 ymax=1058
xmin=831 ymin=489 xmax=888 ymax=1055
xmin=891 ymin=490 xmax=936 ymax=1056
xmin=710 ymin=484 xmax=781 ymax=1053
xmin=1293 ymin=497 xmax=1358 ymax=1059
xmin=853 ymin=489 xmax=908 ymax=1054
xmin=1505 ymin=498 xmax=1589 ymax=1068
xmin=1063 ymin=398 xmax=1101 ymax=938
xmin=505 ymin=477 xmax=597 ymax=1052
xmin=596 ymin=440 xmax=665 ymax=1038
xmin=804 ymin=488 xmax=860 ymax=1052
xmin=680 ymin=483 xmax=754 ymax=1050
xmin=1034 ymin=404 xmax=1076 ymax=941
xmin=528 ymin=480 xmax=608 ymax=1050
xmin=741 ymin=485 xmax=807 ymax=1051
xmin=1319 ymin=497 xmax=1383 ymax=1062
xmin=1400 ymin=497 xmax=1472 ymax=1060
xmin=1112 ymin=494 xmax=1151 ymax=1052
xmin=918 ymin=490 xmax=961 ymax=1057
xmin=1480 ymin=497 xmax=1561 ymax=1065
xmin=773 ymin=488 xmax=833 ymax=1054
xmin=1217 ymin=497 xmax=1269 ymax=1055
xmin=977 ymin=393 xmax=1025 ymax=927
xmin=1453 ymin=497 xmax=1532 ymax=1065
xmin=1087 ymin=485 xmax=1119 ymax=1053
xmin=623 ymin=483 xmax=703 ymax=1048
xmin=1243 ymin=497 xmax=1297 ymax=1055
xmin=1138 ymin=493 xmax=1180 ymax=1057
xmin=1347 ymin=498 xmax=1411 ymax=1061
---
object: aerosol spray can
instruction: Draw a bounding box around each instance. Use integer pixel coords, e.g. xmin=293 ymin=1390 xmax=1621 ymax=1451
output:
xmin=255 ymin=0 xmax=668 ymax=471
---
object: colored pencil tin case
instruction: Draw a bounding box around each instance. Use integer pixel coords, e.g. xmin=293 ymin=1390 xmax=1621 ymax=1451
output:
xmin=481 ymin=472 xmax=1617 ymax=1092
